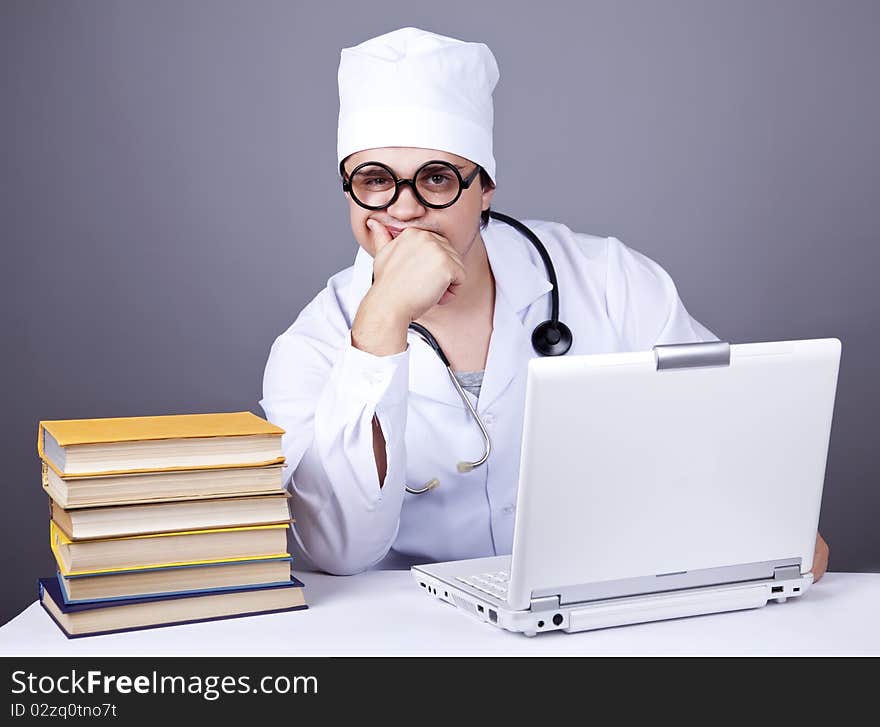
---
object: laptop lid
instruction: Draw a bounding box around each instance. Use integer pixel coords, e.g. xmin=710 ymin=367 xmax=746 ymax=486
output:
xmin=506 ymin=338 xmax=841 ymax=611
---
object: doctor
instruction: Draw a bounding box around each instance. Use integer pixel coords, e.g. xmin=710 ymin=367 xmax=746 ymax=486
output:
xmin=260 ymin=27 xmax=829 ymax=581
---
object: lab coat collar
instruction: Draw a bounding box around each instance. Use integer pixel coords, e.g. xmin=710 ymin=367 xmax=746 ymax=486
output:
xmin=477 ymin=217 xmax=554 ymax=412
xmin=482 ymin=216 xmax=554 ymax=314
xmin=348 ymin=216 xmax=553 ymax=408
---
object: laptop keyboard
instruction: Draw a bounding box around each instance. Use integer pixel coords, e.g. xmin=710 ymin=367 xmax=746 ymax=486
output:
xmin=457 ymin=571 xmax=510 ymax=599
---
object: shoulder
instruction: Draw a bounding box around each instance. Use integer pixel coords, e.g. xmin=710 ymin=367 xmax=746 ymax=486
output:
xmin=519 ymin=218 xmax=609 ymax=265
xmin=264 ymin=257 xmax=365 ymax=375
xmin=293 ymin=263 xmax=359 ymax=334
xmin=516 ymin=217 xmax=715 ymax=346
xmin=523 ymin=218 xmax=668 ymax=278
xmin=522 ymin=218 xmax=676 ymax=294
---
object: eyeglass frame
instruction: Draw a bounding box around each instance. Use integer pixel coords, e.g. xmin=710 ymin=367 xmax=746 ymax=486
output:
xmin=339 ymin=158 xmax=482 ymax=211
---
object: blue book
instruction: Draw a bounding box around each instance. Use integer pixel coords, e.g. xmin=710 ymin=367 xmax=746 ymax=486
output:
xmin=57 ymin=556 xmax=294 ymax=604
xmin=39 ymin=575 xmax=307 ymax=639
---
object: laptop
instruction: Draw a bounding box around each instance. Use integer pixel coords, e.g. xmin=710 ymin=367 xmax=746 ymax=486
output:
xmin=412 ymin=338 xmax=841 ymax=635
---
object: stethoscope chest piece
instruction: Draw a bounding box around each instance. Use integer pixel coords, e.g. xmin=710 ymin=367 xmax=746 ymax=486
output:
xmin=531 ymin=320 xmax=573 ymax=357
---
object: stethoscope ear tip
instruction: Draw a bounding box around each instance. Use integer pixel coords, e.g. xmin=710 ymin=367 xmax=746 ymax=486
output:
xmin=457 ymin=462 xmax=475 ymax=473
xmin=405 ymin=478 xmax=440 ymax=495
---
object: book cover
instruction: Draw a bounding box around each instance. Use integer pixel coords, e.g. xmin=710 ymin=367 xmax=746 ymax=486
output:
xmin=56 ymin=568 xmax=295 ymax=605
xmin=39 ymin=411 xmax=285 ymax=478
xmin=39 ymin=576 xmax=308 ymax=639
xmin=60 ymin=554 xmax=292 ymax=579
xmin=50 ymin=521 xmax=291 ymax=576
xmin=41 ymin=460 xmax=286 ymax=509
xmin=49 ymin=492 xmax=292 ymax=541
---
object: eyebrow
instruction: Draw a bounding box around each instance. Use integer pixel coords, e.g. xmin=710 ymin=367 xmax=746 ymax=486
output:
xmin=348 ymin=161 xmax=470 ymax=174
xmin=400 ymin=161 xmax=468 ymax=170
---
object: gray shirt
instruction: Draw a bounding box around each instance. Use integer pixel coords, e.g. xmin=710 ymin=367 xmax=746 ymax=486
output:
xmin=453 ymin=370 xmax=485 ymax=399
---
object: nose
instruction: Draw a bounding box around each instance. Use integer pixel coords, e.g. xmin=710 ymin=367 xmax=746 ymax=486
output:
xmin=386 ymin=180 xmax=425 ymax=219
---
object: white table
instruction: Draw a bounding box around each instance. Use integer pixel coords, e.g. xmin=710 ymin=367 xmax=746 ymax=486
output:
xmin=1 ymin=571 xmax=878 ymax=656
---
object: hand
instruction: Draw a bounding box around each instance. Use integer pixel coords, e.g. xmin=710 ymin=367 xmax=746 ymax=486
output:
xmin=366 ymin=220 xmax=467 ymax=322
xmin=810 ymin=531 xmax=830 ymax=583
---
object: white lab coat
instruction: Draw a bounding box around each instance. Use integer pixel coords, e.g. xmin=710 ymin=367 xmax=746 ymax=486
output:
xmin=260 ymin=217 xmax=717 ymax=575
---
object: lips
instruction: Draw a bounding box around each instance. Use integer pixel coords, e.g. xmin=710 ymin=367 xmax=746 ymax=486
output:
xmin=386 ymin=226 xmax=405 ymax=239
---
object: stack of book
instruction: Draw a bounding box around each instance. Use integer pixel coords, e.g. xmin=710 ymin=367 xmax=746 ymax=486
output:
xmin=37 ymin=411 xmax=306 ymax=638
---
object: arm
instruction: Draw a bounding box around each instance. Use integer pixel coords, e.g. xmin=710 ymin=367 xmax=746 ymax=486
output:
xmin=371 ymin=414 xmax=388 ymax=485
xmin=260 ymin=297 xmax=411 ymax=576
xmin=350 ymin=286 xmax=410 ymax=486
xmin=811 ymin=532 xmax=830 ymax=583
xmin=260 ymin=225 xmax=465 ymax=575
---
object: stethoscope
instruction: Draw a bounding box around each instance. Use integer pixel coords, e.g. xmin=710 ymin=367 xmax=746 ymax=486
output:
xmin=403 ymin=210 xmax=572 ymax=494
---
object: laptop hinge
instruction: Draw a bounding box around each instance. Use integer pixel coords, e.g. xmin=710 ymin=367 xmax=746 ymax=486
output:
xmin=529 ymin=595 xmax=560 ymax=612
xmin=653 ymin=341 xmax=731 ymax=370
xmin=773 ymin=565 xmax=802 ymax=581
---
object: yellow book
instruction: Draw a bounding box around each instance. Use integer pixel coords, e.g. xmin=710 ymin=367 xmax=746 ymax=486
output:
xmin=50 ymin=493 xmax=292 ymax=540
xmin=49 ymin=521 xmax=290 ymax=576
xmin=39 ymin=411 xmax=285 ymax=478
xmin=41 ymin=460 xmax=286 ymax=509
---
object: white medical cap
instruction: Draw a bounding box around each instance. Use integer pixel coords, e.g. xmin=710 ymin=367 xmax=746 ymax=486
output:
xmin=337 ymin=27 xmax=499 ymax=182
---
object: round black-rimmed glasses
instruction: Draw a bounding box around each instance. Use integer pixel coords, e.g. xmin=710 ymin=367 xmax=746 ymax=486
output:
xmin=340 ymin=159 xmax=481 ymax=210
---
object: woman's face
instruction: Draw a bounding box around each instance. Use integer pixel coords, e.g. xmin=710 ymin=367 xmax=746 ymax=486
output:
xmin=341 ymin=146 xmax=495 ymax=260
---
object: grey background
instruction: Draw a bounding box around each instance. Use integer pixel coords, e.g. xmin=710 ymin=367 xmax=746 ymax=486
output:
xmin=1 ymin=0 xmax=877 ymax=628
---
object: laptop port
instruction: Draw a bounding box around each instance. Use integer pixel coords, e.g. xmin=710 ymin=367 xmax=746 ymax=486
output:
xmin=489 ymin=609 xmax=498 ymax=623
xmin=477 ymin=604 xmax=484 ymax=613
xmin=553 ymin=613 xmax=563 ymax=626
xmin=771 ymin=586 xmax=783 ymax=593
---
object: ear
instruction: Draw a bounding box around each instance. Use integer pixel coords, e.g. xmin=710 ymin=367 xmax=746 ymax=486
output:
xmin=481 ymin=179 xmax=496 ymax=212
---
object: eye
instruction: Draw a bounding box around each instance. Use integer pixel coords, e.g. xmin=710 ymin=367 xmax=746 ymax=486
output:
xmin=419 ymin=167 xmax=456 ymax=188
xmin=364 ymin=176 xmax=391 ymax=186
xmin=355 ymin=173 xmax=394 ymax=189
